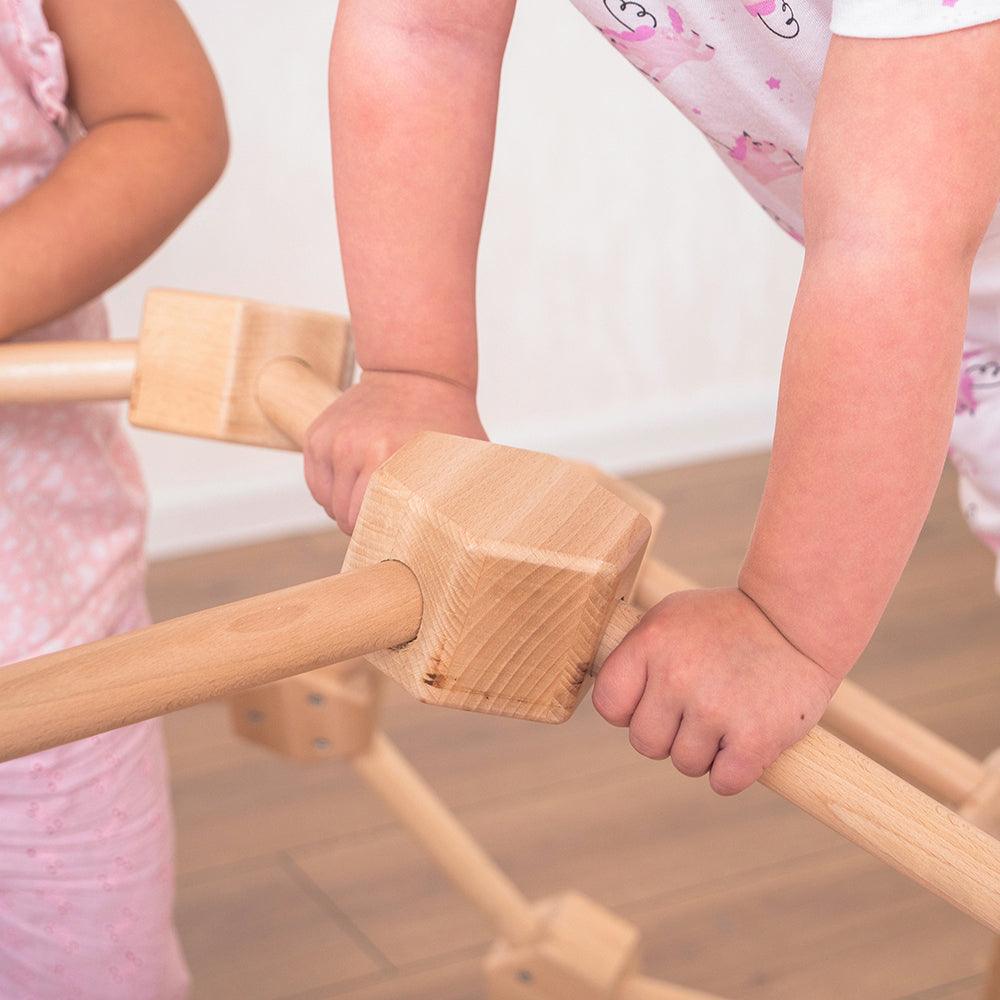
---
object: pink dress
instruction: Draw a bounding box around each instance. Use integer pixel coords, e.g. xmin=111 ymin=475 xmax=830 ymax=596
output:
xmin=0 ymin=3 xmax=188 ymax=996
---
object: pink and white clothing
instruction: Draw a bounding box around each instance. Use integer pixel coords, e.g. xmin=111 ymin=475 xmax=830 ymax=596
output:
xmin=569 ymin=0 xmax=1000 ymax=583
xmin=0 ymin=2 xmax=187 ymax=997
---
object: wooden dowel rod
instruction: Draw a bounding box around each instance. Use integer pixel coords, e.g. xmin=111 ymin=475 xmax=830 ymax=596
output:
xmin=0 ymin=562 xmax=422 ymax=762
xmin=256 ymin=356 xmax=340 ymax=449
xmin=0 ymin=340 xmax=136 ymax=403
xmin=823 ymin=681 xmax=984 ymax=805
xmin=619 ymin=975 xmax=727 ymax=1000
xmin=594 ymin=602 xmax=1000 ymax=933
xmin=760 ymin=727 xmax=1000 ymax=932
xmin=634 ymin=557 xmax=988 ymax=806
xmin=352 ymin=732 xmax=540 ymax=946
xmin=0 ymin=340 xmax=342 ymax=445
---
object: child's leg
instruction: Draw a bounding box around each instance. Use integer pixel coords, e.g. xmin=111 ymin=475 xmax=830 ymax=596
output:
xmin=0 ymin=717 xmax=188 ymax=999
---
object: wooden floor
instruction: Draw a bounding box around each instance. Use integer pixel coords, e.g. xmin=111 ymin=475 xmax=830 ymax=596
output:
xmin=149 ymin=452 xmax=1000 ymax=1000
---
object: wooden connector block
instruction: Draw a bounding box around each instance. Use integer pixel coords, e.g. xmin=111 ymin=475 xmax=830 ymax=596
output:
xmin=228 ymin=660 xmax=379 ymax=761
xmin=344 ymin=434 xmax=651 ymax=724
xmin=129 ymin=289 xmax=353 ymax=448
xmin=574 ymin=465 xmax=665 ymax=601
xmin=486 ymin=893 xmax=640 ymax=1000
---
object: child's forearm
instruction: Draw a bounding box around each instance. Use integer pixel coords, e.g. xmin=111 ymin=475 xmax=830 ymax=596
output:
xmin=0 ymin=119 xmax=226 ymax=341
xmin=739 ymin=248 xmax=969 ymax=677
xmin=330 ymin=1 xmax=515 ymax=389
xmin=739 ymin=28 xmax=1000 ymax=680
xmin=0 ymin=0 xmax=226 ymax=342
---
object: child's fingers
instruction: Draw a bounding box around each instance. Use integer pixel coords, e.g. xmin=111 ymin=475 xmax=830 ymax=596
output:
xmin=624 ymin=687 xmax=683 ymax=760
xmin=331 ymin=457 xmax=364 ymax=535
xmin=303 ymin=453 xmax=335 ymax=518
xmin=708 ymin=741 xmax=766 ymax=796
xmin=667 ymin=715 xmax=722 ymax=777
xmin=346 ymin=463 xmax=379 ymax=534
xmin=303 ymin=422 xmax=337 ymax=516
xmin=592 ymin=637 xmax=648 ymax=727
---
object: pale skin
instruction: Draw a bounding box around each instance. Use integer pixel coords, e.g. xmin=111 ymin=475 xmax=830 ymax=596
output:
xmin=316 ymin=3 xmax=1000 ymax=793
xmin=0 ymin=0 xmax=228 ymax=341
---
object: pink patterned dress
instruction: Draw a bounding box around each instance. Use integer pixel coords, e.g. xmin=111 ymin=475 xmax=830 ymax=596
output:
xmin=0 ymin=3 xmax=188 ymax=996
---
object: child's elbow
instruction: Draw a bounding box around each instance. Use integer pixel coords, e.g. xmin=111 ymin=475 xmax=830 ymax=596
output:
xmin=203 ymin=115 xmax=230 ymax=193
xmin=188 ymin=86 xmax=230 ymax=197
xmin=160 ymin=64 xmax=229 ymax=203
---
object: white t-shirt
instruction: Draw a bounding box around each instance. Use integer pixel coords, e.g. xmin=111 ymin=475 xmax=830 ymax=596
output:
xmin=567 ymin=1 xmax=1000 ymax=244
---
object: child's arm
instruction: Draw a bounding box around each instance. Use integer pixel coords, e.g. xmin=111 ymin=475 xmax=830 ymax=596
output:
xmin=596 ymin=23 xmax=1000 ymax=794
xmin=744 ymin=26 xmax=1000 ymax=677
xmin=304 ymin=1 xmax=515 ymax=533
xmin=0 ymin=0 xmax=227 ymax=341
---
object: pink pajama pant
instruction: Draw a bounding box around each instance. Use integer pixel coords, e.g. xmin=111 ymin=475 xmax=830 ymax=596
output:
xmin=0 ymin=605 xmax=189 ymax=1000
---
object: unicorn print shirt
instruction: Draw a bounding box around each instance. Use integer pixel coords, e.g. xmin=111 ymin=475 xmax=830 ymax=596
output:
xmin=571 ymin=0 xmax=1000 ymax=587
xmin=569 ymin=1 xmax=1000 ymax=244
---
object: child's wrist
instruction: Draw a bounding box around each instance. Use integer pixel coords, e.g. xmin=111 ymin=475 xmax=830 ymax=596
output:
xmin=737 ymin=564 xmax=854 ymax=685
xmin=360 ymin=366 xmax=477 ymax=398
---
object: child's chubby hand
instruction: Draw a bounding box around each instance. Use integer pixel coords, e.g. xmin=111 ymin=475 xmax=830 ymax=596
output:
xmin=304 ymin=370 xmax=487 ymax=534
xmin=593 ymin=588 xmax=839 ymax=795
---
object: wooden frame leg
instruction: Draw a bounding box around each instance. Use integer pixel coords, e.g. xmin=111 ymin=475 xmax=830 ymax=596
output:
xmin=351 ymin=730 xmax=541 ymax=946
xmin=354 ymin=737 xmax=720 ymax=1000
xmin=360 ymin=743 xmax=730 ymax=999
xmin=228 ymin=664 xmax=727 ymax=998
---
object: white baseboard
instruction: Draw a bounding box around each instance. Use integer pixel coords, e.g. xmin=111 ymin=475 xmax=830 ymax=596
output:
xmin=146 ymin=476 xmax=332 ymax=560
xmin=146 ymin=386 xmax=777 ymax=559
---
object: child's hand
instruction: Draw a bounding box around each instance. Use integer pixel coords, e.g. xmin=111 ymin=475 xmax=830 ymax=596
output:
xmin=304 ymin=370 xmax=486 ymax=534
xmin=593 ymin=588 xmax=839 ymax=795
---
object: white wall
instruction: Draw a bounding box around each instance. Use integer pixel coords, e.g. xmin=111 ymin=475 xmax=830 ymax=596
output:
xmin=106 ymin=0 xmax=804 ymax=558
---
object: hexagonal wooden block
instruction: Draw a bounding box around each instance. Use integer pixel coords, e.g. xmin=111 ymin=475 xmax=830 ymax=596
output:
xmin=486 ymin=893 xmax=640 ymax=1000
xmin=343 ymin=433 xmax=650 ymax=724
xmin=574 ymin=464 xmax=665 ymax=601
xmin=129 ymin=289 xmax=353 ymax=448
xmin=228 ymin=659 xmax=379 ymax=761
